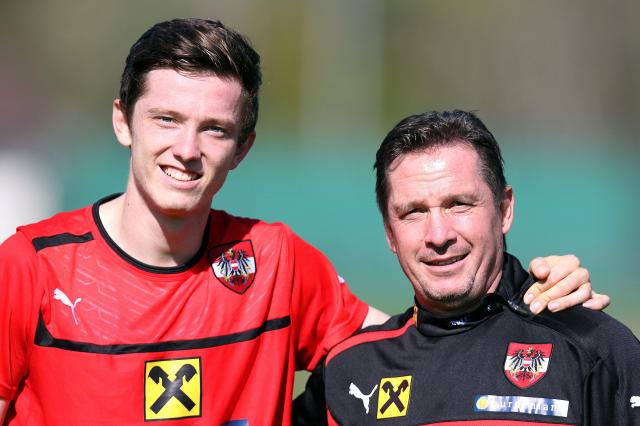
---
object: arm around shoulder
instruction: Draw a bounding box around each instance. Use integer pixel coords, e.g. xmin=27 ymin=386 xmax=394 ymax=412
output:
xmin=289 ymin=231 xmax=369 ymax=370
xmin=361 ymin=305 xmax=390 ymax=329
xmin=525 ymin=254 xmax=610 ymax=314
xmin=0 ymin=398 xmax=7 ymax=423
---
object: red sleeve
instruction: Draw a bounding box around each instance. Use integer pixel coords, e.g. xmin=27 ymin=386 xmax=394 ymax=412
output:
xmin=0 ymin=232 xmax=41 ymax=400
xmin=289 ymin=230 xmax=368 ymax=371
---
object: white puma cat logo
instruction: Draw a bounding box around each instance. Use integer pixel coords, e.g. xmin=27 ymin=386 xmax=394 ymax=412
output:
xmin=349 ymin=382 xmax=378 ymax=414
xmin=53 ymin=288 xmax=82 ymax=325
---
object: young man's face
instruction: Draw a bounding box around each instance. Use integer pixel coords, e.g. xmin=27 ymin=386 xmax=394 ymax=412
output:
xmin=113 ymin=68 xmax=254 ymax=217
xmin=384 ymin=143 xmax=514 ymax=314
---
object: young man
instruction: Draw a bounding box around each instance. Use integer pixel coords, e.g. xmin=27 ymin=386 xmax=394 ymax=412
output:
xmin=320 ymin=110 xmax=639 ymax=425
xmin=0 ymin=19 xmax=605 ymax=425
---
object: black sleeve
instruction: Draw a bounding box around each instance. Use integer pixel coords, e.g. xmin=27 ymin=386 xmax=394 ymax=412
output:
xmin=584 ymin=323 xmax=640 ymax=425
xmin=292 ymin=362 xmax=328 ymax=425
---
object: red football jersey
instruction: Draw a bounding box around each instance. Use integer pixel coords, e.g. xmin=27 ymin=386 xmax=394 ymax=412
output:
xmin=0 ymin=197 xmax=368 ymax=425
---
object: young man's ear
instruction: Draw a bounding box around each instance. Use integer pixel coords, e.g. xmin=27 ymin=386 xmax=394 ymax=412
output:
xmin=501 ymin=186 xmax=515 ymax=235
xmin=112 ymin=99 xmax=133 ymax=148
xmin=231 ymin=131 xmax=256 ymax=169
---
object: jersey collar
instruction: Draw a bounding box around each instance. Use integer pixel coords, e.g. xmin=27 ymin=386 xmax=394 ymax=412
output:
xmin=413 ymin=253 xmax=533 ymax=337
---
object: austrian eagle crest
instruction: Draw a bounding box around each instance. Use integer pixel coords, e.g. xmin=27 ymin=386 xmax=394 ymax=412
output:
xmin=504 ymin=342 xmax=552 ymax=388
xmin=209 ymin=240 xmax=256 ymax=294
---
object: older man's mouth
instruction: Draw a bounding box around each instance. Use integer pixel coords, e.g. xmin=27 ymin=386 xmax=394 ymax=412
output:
xmin=425 ymin=254 xmax=468 ymax=266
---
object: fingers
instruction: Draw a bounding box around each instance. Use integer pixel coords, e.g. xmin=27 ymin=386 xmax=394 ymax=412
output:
xmin=525 ymin=254 xmax=610 ymax=314
xmin=582 ymin=291 xmax=611 ymax=311
xmin=545 ymin=281 xmax=592 ymax=313
xmin=529 ymin=255 xmax=581 ymax=286
xmin=525 ymin=266 xmax=590 ymax=314
xmin=527 ymin=256 xmax=553 ymax=282
xmin=523 ymin=282 xmax=551 ymax=313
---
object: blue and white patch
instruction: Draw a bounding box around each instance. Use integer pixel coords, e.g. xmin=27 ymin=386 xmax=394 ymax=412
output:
xmin=474 ymin=395 xmax=569 ymax=417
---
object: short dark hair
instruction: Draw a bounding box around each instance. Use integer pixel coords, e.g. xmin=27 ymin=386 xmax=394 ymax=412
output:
xmin=119 ymin=18 xmax=262 ymax=144
xmin=374 ymin=110 xmax=507 ymax=222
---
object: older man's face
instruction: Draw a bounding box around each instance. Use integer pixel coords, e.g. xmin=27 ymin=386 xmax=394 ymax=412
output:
xmin=384 ymin=143 xmax=514 ymax=314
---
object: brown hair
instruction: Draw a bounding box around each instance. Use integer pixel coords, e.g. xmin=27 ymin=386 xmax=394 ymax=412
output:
xmin=375 ymin=110 xmax=507 ymax=223
xmin=119 ymin=18 xmax=262 ymax=144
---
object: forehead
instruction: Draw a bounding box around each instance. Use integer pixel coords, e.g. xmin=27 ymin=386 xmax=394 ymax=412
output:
xmin=388 ymin=143 xmax=482 ymax=180
xmin=386 ymin=144 xmax=487 ymax=200
xmin=137 ymin=68 xmax=244 ymax=114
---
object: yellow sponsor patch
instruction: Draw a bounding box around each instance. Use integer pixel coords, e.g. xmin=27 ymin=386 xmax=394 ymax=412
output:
xmin=144 ymin=357 xmax=201 ymax=421
xmin=376 ymin=375 xmax=412 ymax=419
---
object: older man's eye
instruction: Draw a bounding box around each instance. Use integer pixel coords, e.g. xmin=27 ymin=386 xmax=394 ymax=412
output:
xmin=400 ymin=208 xmax=425 ymax=219
xmin=449 ymin=202 xmax=472 ymax=213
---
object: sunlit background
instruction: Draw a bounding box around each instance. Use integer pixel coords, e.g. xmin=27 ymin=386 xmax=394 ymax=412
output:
xmin=2 ymin=0 xmax=638 ymax=394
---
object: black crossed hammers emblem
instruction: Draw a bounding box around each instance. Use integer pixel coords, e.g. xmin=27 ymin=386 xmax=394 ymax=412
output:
xmin=148 ymin=364 xmax=197 ymax=414
xmin=380 ymin=379 xmax=409 ymax=414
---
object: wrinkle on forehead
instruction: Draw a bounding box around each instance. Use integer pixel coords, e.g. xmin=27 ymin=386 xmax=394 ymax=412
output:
xmin=387 ymin=141 xmax=472 ymax=174
xmin=386 ymin=144 xmax=487 ymax=210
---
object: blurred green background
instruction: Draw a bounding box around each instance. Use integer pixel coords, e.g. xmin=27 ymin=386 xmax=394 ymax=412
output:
xmin=1 ymin=0 xmax=638 ymax=392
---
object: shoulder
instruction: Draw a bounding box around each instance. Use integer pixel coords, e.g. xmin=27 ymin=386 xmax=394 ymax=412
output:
xmin=210 ymin=209 xmax=293 ymax=239
xmin=7 ymin=205 xmax=92 ymax=253
xmin=211 ymin=210 xmax=323 ymax=257
xmin=326 ymin=308 xmax=414 ymax=366
xmin=16 ymin=206 xmax=92 ymax=241
xmin=533 ymin=306 xmax=639 ymax=364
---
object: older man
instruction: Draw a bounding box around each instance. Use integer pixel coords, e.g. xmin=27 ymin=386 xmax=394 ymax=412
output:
xmin=318 ymin=111 xmax=639 ymax=425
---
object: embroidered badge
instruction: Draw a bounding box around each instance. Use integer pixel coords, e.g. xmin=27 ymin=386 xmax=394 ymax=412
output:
xmin=504 ymin=342 xmax=552 ymax=389
xmin=144 ymin=357 xmax=202 ymax=421
xmin=209 ymin=240 xmax=256 ymax=294
xmin=349 ymin=382 xmax=378 ymax=414
xmin=376 ymin=376 xmax=412 ymax=419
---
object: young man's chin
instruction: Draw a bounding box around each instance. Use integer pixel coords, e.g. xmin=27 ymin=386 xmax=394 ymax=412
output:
xmin=149 ymin=195 xmax=210 ymax=218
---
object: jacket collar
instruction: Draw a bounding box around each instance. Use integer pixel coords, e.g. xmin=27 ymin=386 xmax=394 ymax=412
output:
xmin=414 ymin=253 xmax=534 ymax=337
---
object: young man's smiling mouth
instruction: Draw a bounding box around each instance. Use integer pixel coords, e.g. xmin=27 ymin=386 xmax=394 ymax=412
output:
xmin=161 ymin=166 xmax=200 ymax=182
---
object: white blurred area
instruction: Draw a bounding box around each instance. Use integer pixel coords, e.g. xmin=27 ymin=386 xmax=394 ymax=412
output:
xmin=0 ymin=150 xmax=59 ymax=242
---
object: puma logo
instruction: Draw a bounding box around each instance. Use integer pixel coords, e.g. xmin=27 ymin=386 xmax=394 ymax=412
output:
xmin=53 ymin=288 xmax=82 ymax=325
xmin=631 ymin=396 xmax=640 ymax=408
xmin=349 ymin=382 xmax=378 ymax=414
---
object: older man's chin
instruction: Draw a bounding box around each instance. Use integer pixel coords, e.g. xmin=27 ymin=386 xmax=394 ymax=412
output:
xmin=417 ymin=281 xmax=478 ymax=314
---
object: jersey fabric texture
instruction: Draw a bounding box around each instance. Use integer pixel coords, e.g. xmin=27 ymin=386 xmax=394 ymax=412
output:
xmin=322 ymin=254 xmax=640 ymax=425
xmin=0 ymin=195 xmax=368 ymax=425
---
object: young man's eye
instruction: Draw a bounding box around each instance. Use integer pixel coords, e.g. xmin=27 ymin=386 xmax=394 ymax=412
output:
xmin=155 ymin=116 xmax=174 ymax=124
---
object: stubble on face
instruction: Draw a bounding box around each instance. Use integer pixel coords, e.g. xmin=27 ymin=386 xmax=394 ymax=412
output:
xmin=384 ymin=144 xmax=513 ymax=315
xmin=416 ymin=275 xmax=475 ymax=309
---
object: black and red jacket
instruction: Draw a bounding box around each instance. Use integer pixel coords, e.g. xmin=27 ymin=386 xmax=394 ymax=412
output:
xmin=297 ymin=254 xmax=640 ymax=425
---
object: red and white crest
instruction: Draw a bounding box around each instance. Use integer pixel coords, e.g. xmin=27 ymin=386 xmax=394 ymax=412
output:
xmin=504 ymin=342 xmax=552 ymax=389
xmin=209 ymin=240 xmax=256 ymax=294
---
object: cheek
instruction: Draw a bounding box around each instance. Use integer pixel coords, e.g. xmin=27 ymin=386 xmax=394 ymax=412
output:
xmin=456 ymin=211 xmax=500 ymax=240
xmin=392 ymin=224 xmax=423 ymax=256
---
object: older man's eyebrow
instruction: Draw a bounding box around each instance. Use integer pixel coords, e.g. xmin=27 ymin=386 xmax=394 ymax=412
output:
xmin=392 ymin=201 xmax=426 ymax=216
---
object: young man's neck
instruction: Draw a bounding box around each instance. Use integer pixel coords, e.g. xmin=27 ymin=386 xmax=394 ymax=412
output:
xmin=99 ymin=193 xmax=210 ymax=267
